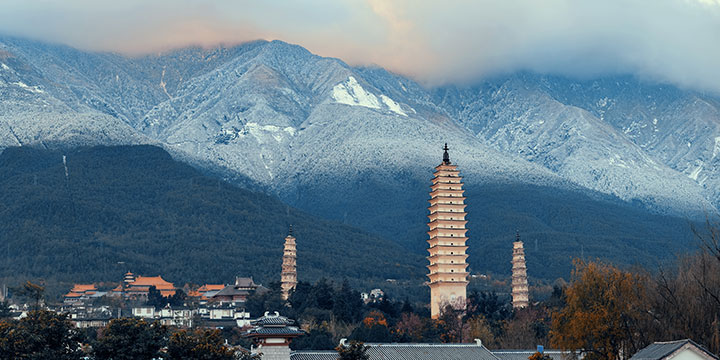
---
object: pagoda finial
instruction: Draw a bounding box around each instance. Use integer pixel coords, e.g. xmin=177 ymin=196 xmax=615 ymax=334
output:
xmin=516 ymin=230 xmax=521 ymax=242
xmin=442 ymin=143 xmax=451 ymax=165
xmin=288 ymin=224 xmax=293 ymax=237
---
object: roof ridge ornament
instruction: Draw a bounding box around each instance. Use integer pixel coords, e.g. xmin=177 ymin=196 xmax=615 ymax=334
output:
xmin=442 ymin=143 xmax=451 ymax=165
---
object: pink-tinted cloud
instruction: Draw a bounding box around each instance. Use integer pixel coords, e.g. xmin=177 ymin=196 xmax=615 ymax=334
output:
xmin=1 ymin=0 xmax=720 ymax=92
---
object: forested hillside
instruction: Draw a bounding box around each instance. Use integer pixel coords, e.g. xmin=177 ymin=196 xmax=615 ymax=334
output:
xmin=0 ymin=145 xmax=425 ymax=297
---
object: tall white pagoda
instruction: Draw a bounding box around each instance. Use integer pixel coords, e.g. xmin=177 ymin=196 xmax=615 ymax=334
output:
xmin=427 ymin=144 xmax=469 ymax=318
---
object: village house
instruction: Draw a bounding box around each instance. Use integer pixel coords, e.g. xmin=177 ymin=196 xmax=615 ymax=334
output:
xmin=157 ymin=304 xmax=193 ymax=327
xmin=66 ymin=305 xmax=115 ymax=328
xmin=131 ymin=305 xmax=156 ymax=319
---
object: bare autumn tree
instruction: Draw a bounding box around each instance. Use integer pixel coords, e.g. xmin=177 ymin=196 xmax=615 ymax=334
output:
xmin=500 ymin=306 xmax=550 ymax=350
xmin=646 ymin=218 xmax=720 ymax=356
xmin=437 ymin=305 xmax=465 ymax=343
xmin=550 ymin=260 xmax=652 ymax=360
xmin=465 ymin=314 xmax=497 ymax=348
xmin=650 ymin=253 xmax=720 ymax=355
xmin=15 ymin=281 xmax=45 ymax=310
xmin=694 ymin=217 xmax=720 ymax=266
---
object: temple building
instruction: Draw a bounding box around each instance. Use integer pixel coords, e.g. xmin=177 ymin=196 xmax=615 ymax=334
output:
xmin=427 ymin=144 xmax=469 ymax=318
xmin=109 ymin=273 xmax=176 ymax=299
xmin=511 ymin=232 xmax=529 ymax=309
xmin=211 ymin=277 xmax=266 ymax=304
xmin=246 ymin=311 xmax=305 ymax=360
xmin=186 ymin=284 xmax=226 ymax=301
xmin=281 ymin=226 xmax=297 ymax=300
xmin=63 ymin=284 xmax=99 ymax=304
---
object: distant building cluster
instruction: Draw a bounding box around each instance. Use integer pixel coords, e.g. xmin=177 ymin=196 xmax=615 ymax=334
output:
xmin=52 ymin=273 xmax=268 ymax=329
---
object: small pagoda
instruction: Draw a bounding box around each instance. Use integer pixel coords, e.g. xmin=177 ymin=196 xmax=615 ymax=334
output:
xmin=280 ymin=226 xmax=297 ymax=300
xmin=427 ymin=144 xmax=470 ymax=318
xmin=511 ymin=232 xmax=529 ymax=308
xmin=245 ymin=312 xmax=305 ymax=359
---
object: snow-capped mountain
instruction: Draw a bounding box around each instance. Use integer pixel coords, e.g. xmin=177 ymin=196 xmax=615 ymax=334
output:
xmin=1 ymin=36 xmax=718 ymax=276
xmin=432 ymin=75 xmax=718 ymax=214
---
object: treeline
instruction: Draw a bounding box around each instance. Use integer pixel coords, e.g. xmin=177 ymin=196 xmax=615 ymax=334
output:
xmin=0 ymin=311 xmax=258 ymax=359
xmin=242 ymin=278 xmax=555 ymax=350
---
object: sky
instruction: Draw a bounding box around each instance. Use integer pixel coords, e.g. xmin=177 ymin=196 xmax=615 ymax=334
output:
xmin=1 ymin=0 xmax=720 ymax=90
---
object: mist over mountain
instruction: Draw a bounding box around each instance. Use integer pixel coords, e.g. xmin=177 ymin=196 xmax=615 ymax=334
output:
xmin=0 ymin=35 xmax=716 ymax=280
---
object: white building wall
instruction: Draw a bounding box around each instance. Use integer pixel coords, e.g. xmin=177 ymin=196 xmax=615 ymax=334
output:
xmin=258 ymin=345 xmax=290 ymax=360
xmin=672 ymin=348 xmax=713 ymax=360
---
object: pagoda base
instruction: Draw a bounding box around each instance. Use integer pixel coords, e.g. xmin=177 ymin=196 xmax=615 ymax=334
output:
xmin=429 ymin=281 xmax=467 ymax=318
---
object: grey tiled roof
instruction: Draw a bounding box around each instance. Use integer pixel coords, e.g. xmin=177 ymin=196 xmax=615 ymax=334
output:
xmin=291 ymin=351 xmax=338 ymax=360
xmin=247 ymin=327 xmax=305 ymax=336
xmin=493 ymin=350 xmax=575 ymax=360
xmin=212 ymin=285 xmax=251 ymax=297
xmin=293 ymin=342 xmax=499 ymax=360
xmin=252 ymin=313 xmax=296 ymax=326
xmin=235 ymin=277 xmax=258 ymax=288
xmin=631 ymin=340 xmax=718 ymax=360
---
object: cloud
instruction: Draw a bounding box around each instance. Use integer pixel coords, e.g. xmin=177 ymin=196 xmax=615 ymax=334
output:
xmin=1 ymin=0 xmax=719 ymax=92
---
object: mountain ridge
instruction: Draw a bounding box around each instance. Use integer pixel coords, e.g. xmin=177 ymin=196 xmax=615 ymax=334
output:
xmin=0 ymin=36 xmax=717 ymax=279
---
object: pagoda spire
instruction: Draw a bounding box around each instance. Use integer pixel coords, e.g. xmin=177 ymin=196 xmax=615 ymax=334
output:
xmin=442 ymin=143 xmax=451 ymax=165
xmin=281 ymin=226 xmax=297 ymax=300
xmin=511 ymin=232 xmax=529 ymax=309
xmin=427 ymin=144 xmax=469 ymax=318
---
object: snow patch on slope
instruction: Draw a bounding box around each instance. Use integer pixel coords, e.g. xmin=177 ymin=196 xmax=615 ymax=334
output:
xmin=380 ymin=94 xmax=407 ymax=116
xmin=332 ymin=76 xmax=380 ymax=109
xmin=688 ymin=162 xmax=703 ymax=181
xmin=241 ymin=122 xmax=295 ymax=142
xmin=12 ymin=81 xmax=44 ymax=93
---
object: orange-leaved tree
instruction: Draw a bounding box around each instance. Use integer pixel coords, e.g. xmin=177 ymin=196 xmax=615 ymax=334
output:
xmin=550 ymin=260 xmax=651 ymax=360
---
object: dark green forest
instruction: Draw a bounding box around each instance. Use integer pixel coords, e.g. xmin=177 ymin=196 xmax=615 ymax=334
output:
xmin=291 ymin=167 xmax=704 ymax=280
xmin=0 ymin=144 xmax=704 ymax=301
xmin=0 ymin=145 xmax=425 ymax=298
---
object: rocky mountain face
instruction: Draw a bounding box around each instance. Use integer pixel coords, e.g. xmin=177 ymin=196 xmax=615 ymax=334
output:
xmin=1 ymin=36 xmax=717 ymax=278
xmin=433 ymin=74 xmax=720 ymax=214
